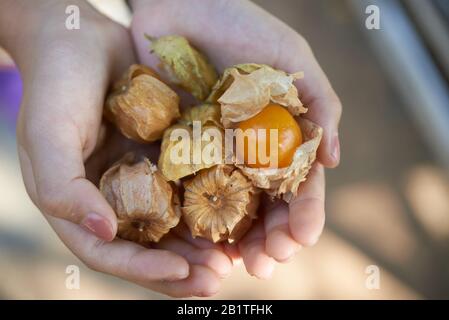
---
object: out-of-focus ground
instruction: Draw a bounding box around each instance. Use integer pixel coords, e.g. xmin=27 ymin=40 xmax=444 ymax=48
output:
xmin=1 ymin=0 xmax=448 ymax=299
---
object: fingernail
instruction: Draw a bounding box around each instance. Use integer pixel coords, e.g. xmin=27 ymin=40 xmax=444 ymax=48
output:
xmin=277 ymin=245 xmax=302 ymax=263
xmin=163 ymin=268 xmax=189 ymax=282
xmin=164 ymin=271 xmax=189 ymax=282
xmin=176 ymin=267 xmax=190 ymax=280
xmin=197 ymin=290 xmax=218 ymax=297
xmin=277 ymin=254 xmax=294 ymax=263
xmin=81 ymin=213 xmax=114 ymax=241
xmin=331 ymin=134 xmax=340 ymax=164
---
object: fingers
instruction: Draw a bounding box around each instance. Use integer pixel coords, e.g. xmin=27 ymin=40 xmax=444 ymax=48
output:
xmin=147 ymin=265 xmax=221 ymax=298
xmin=17 ymin=123 xmax=117 ymax=241
xmin=171 ymin=222 xmax=223 ymax=250
xmin=155 ymin=234 xmax=233 ymax=279
xmin=262 ymin=164 xmax=325 ymax=262
xmin=264 ymin=200 xmax=301 ymax=262
xmin=288 ymin=164 xmax=326 ymax=246
xmin=280 ymin=38 xmax=342 ymax=168
xmin=238 ymin=220 xmax=276 ymax=279
xmin=48 ymin=215 xmax=221 ymax=297
xmin=223 ymin=242 xmax=242 ymax=265
xmin=303 ymin=83 xmax=342 ymax=169
xmin=47 ymin=215 xmax=189 ymax=282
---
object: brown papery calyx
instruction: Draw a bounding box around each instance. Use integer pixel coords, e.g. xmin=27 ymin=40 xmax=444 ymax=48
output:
xmin=104 ymin=64 xmax=180 ymax=143
xmin=99 ymin=154 xmax=181 ymax=244
xmin=182 ymin=165 xmax=260 ymax=243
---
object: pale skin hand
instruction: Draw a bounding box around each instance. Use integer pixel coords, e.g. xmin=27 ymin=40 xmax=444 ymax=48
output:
xmin=1 ymin=0 xmax=232 ymax=297
xmin=2 ymin=0 xmax=342 ymax=297
xmin=131 ymin=0 xmax=342 ymax=279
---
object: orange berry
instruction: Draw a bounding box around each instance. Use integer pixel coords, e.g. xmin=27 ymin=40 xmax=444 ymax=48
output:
xmin=236 ymin=103 xmax=302 ymax=168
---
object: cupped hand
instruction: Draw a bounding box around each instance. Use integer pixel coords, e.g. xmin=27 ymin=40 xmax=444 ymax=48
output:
xmin=9 ymin=0 xmax=231 ymax=297
xmin=131 ymin=0 xmax=342 ymax=279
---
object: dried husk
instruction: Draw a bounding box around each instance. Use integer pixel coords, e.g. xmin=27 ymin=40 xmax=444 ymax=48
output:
xmin=99 ymin=154 xmax=181 ymax=244
xmin=104 ymin=64 xmax=180 ymax=142
xmin=149 ymin=35 xmax=218 ymax=101
xmin=237 ymin=118 xmax=322 ymax=202
xmin=207 ymin=63 xmax=263 ymax=103
xmin=207 ymin=63 xmax=307 ymax=127
xmin=179 ymin=103 xmax=222 ymax=128
xmin=182 ymin=165 xmax=260 ymax=243
xmin=158 ymin=104 xmax=224 ymax=181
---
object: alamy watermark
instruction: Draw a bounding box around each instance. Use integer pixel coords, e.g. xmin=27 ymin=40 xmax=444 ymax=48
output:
xmin=365 ymin=5 xmax=380 ymax=30
xmin=365 ymin=265 xmax=380 ymax=290
xmin=65 ymin=5 xmax=80 ymax=30
xmin=65 ymin=265 xmax=80 ymax=290
xmin=168 ymin=122 xmax=280 ymax=168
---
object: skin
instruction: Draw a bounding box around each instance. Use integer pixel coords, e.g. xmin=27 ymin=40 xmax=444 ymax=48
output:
xmin=0 ymin=0 xmax=341 ymax=297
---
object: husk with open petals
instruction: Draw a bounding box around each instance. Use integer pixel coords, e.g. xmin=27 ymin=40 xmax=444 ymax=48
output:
xmin=208 ymin=64 xmax=307 ymax=127
xmin=236 ymin=118 xmax=322 ymax=202
xmin=182 ymin=165 xmax=260 ymax=243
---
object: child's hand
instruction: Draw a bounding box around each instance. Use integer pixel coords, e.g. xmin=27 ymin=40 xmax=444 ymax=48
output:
xmin=6 ymin=0 xmax=231 ymax=297
xmin=4 ymin=0 xmax=342 ymax=297
xmin=131 ymin=0 xmax=342 ymax=279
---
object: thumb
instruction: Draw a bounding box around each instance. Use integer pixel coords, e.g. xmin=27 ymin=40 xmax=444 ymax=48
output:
xmin=15 ymin=49 xmax=118 ymax=241
xmin=18 ymin=124 xmax=117 ymax=241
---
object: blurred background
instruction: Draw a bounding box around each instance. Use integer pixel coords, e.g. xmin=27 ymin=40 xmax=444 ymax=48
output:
xmin=1 ymin=0 xmax=448 ymax=299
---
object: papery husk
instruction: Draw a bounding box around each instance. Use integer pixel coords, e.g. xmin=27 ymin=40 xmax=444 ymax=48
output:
xmin=236 ymin=118 xmax=322 ymax=202
xmin=179 ymin=103 xmax=222 ymax=128
xmin=149 ymin=35 xmax=218 ymax=101
xmin=99 ymin=153 xmax=181 ymax=244
xmin=207 ymin=63 xmax=307 ymax=127
xmin=104 ymin=64 xmax=180 ymax=142
xmin=158 ymin=104 xmax=224 ymax=181
xmin=207 ymin=63 xmax=263 ymax=103
xmin=182 ymin=165 xmax=260 ymax=243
